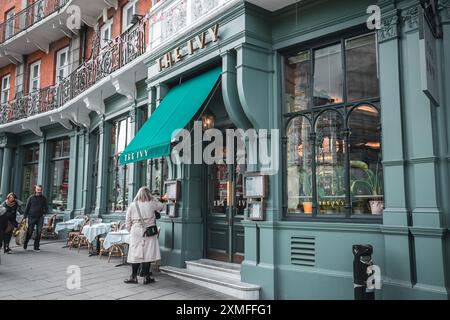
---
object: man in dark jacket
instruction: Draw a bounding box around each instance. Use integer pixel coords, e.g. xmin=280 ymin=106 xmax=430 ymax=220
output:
xmin=23 ymin=185 xmax=48 ymax=252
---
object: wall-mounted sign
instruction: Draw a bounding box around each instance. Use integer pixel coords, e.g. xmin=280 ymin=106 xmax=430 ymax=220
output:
xmin=244 ymin=174 xmax=268 ymax=199
xmin=165 ymin=180 xmax=180 ymax=201
xmin=419 ymin=6 xmax=439 ymax=106
xmin=248 ymin=200 xmax=264 ymax=221
xmin=156 ymin=24 xmax=219 ymax=72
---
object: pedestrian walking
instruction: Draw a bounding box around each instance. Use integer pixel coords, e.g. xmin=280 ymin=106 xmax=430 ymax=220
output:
xmin=23 ymin=185 xmax=48 ymax=252
xmin=0 ymin=193 xmax=23 ymax=254
xmin=124 ymin=187 xmax=167 ymax=284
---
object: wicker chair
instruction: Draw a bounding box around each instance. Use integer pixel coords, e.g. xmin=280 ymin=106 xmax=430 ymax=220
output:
xmin=107 ymin=222 xmax=128 ymax=262
xmin=66 ymin=217 xmax=90 ymax=249
xmin=41 ymin=214 xmax=58 ymax=240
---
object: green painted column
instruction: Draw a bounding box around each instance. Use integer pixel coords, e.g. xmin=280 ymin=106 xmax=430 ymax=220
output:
xmin=12 ymin=147 xmax=24 ymax=196
xmin=0 ymin=147 xmax=14 ymax=201
xmin=377 ymin=7 xmax=415 ymax=298
xmin=95 ymin=118 xmax=110 ymax=217
xmin=81 ymin=129 xmax=91 ymax=214
xmin=0 ymin=134 xmax=17 ymax=201
xmin=0 ymin=148 xmax=4 ymax=184
xmin=235 ymin=43 xmax=276 ymax=299
xmin=67 ymin=131 xmax=79 ymax=219
xmin=127 ymin=106 xmax=138 ymax=205
xmin=37 ymin=137 xmax=51 ymax=194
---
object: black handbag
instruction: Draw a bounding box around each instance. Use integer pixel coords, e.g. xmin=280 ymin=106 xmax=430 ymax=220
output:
xmin=135 ymin=202 xmax=158 ymax=237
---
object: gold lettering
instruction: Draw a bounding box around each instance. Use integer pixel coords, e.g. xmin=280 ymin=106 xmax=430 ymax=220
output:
xmin=195 ymin=32 xmax=206 ymax=49
xmin=188 ymin=39 xmax=196 ymax=55
xmin=208 ymin=24 xmax=219 ymax=42
xmin=173 ymin=47 xmax=182 ymax=63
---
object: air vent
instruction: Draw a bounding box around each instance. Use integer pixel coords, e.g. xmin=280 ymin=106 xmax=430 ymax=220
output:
xmin=291 ymin=236 xmax=316 ymax=267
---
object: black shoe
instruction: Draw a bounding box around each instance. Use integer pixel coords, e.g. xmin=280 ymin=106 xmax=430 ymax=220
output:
xmin=23 ymin=244 xmax=28 ymax=250
xmin=4 ymin=248 xmax=12 ymax=254
xmin=33 ymin=249 xmax=41 ymax=253
xmin=143 ymin=276 xmax=155 ymax=285
xmin=124 ymin=277 xmax=138 ymax=284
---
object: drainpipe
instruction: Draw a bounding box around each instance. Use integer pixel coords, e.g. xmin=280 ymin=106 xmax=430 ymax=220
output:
xmin=220 ymin=50 xmax=252 ymax=130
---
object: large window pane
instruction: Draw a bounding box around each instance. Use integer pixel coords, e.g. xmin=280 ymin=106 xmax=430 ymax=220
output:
xmin=315 ymin=111 xmax=345 ymax=215
xmin=22 ymin=164 xmax=38 ymax=201
xmin=285 ymin=51 xmax=311 ymax=112
xmin=51 ymin=159 xmax=70 ymax=211
xmin=108 ymin=118 xmax=131 ymax=212
xmin=349 ymin=105 xmax=383 ymax=215
xmin=287 ymin=116 xmax=313 ymax=214
xmin=313 ymin=44 xmax=343 ymax=106
xmin=346 ymin=34 xmax=379 ymax=102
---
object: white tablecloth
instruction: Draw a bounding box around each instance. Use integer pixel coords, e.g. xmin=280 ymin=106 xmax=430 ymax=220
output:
xmin=103 ymin=230 xmax=130 ymax=250
xmin=55 ymin=218 xmax=85 ymax=234
xmin=81 ymin=223 xmax=113 ymax=243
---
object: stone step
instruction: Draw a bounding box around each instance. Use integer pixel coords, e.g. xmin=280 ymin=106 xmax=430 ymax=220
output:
xmin=185 ymin=259 xmax=241 ymax=281
xmin=161 ymin=266 xmax=260 ymax=300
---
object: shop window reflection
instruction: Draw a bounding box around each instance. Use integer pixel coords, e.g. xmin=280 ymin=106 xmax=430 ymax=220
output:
xmin=315 ymin=111 xmax=345 ymax=215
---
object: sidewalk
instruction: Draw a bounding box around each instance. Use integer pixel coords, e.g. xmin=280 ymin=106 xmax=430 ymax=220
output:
xmin=0 ymin=240 xmax=235 ymax=300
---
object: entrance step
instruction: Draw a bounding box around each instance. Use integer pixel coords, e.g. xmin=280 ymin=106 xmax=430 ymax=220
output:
xmin=186 ymin=259 xmax=241 ymax=281
xmin=161 ymin=264 xmax=260 ymax=300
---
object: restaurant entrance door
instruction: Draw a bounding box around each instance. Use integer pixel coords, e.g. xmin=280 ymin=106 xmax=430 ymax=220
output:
xmin=204 ymin=150 xmax=246 ymax=263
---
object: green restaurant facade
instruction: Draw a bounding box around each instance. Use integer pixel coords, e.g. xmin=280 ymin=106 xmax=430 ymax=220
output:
xmin=0 ymin=0 xmax=450 ymax=299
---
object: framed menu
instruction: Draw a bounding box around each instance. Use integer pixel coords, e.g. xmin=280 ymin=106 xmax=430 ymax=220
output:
xmin=244 ymin=174 xmax=268 ymax=198
xmin=248 ymin=201 xmax=264 ymax=221
xmin=165 ymin=180 xmax=180 ymax=201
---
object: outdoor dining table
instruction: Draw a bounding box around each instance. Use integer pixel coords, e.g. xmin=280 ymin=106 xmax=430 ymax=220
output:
xmin=55 ymin=218 xmax=85 ymax=234
xmin=103 ymin=230 xmax=130 ymax=267
xmin=81 ymin=222 xmax=114 ymax=256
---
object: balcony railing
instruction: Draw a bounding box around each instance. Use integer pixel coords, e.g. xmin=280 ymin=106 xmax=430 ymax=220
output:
xmin=0 ymin=19 xmax=146 ymax=125
xmin=0 ymin=0 xmax=70 ymax=44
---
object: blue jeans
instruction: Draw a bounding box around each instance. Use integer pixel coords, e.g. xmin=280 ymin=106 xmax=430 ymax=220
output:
xmin=25 ymin=216 xmax=44 ymax=250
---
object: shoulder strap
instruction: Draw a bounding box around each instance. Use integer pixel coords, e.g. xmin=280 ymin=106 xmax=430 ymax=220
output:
xmin=134 ymin=202 xmax=147 ymax=228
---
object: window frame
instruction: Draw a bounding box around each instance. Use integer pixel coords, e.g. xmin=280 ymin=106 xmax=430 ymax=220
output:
xmin=122 ymin=0 xmax=138 ymax=33
xmin=55 ymin=47 xmax=70 ymax=84
xmin=1 ymin=74 xmax=11 ymax=105
xmin=29 ymin=60 xmax=41 ymax=93
xmin=282 ymin=29 xmax=382 ymax=223
xmin=49 ymin=139 xmax=71 ymax=212
xmin=108 ymin=116 xmax=132 ymax=213
xmin=100 ymin=19 xmax=114 ymax=48
xmin=5 ymin=8 xmax=15 ymax=40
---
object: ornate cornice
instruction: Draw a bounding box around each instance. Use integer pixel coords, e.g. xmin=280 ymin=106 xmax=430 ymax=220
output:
xmin=439 ymin=0 xmax=450 ymax=22
xmin=401 ymin=5 xmax=420 ymax=33
xmin=378 ymin=12 xmax=400 ymax=42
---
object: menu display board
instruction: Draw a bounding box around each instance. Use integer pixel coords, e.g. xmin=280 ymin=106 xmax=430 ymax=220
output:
xmin=244 ymin=175 xmax=267 ymax=198
xmin=165 ymin=181 xmax=180 ymax=200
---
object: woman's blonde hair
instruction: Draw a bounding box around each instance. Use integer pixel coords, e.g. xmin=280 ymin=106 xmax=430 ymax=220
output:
xmin=134 ymin=187 xmax=153 ymax=203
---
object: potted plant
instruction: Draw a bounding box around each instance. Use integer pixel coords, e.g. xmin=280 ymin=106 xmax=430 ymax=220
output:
xmin=298 ymin=168 xmax=313 ymax=214
xmin=350 ymin=161 xmax=383 ymax=215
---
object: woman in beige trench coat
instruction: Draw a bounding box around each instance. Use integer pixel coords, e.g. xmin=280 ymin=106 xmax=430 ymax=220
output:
xmin=124 ymin=187 xmax=167 ymax=284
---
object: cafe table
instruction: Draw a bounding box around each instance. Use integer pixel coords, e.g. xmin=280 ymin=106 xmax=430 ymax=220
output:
xmin=103 ymin=230 xmax=130 ymax=267
xmin=55 ymin=218 xmax=85 ymax=234
xmin=81 ymin=222 xmax=114 ymax=256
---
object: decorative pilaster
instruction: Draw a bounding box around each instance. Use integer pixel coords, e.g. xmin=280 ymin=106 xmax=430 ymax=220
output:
xmin=127 ymin=107 xmax=139 ymax=205
xmin=0 ymin=135 xmax=16 ymax=201
xmin=95 ymin=118 xmax=109 ymax=216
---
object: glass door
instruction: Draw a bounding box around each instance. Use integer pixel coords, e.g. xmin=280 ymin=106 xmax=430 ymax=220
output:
xmin=205 ymin=149 xmax=245 ymax=263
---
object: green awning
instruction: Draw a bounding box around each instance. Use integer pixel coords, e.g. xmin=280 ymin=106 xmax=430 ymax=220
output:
xmin=120 ymin=67 xmax=222 ymax=165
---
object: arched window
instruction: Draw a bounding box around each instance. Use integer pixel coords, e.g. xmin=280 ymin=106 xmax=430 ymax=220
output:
xmin=348 ymin=105 xmax=382 ymax=215
xmin=315 ymin=110 xmax=345 ymax=215
xmin=283 ymin=31 xmax=382 ymax=220
xmin=286 ymin=116 xmax=312 ymax=214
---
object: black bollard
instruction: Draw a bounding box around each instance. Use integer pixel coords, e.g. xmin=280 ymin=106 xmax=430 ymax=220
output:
xmin=353 ymin=244 xmax=375 ymax=300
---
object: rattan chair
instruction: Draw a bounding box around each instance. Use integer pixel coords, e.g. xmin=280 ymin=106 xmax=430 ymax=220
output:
xmin=67 ymin=217 xmax=90 ymax=249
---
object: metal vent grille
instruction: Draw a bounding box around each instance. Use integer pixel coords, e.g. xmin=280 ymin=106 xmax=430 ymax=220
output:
xmin=291 ymin=236 xmax=316 ymax=267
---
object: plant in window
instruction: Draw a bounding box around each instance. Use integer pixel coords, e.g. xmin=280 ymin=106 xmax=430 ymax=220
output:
xmin=298 ymin=168 xmax=313 ymax=214
xmin=350 ymin=160 xmax=383 ymax=215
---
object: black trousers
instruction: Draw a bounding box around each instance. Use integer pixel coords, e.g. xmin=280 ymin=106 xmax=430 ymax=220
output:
xmin=131 ymin=262 xmax=152 ymax=277
xmin=25 ymin=216 xmax=44 ymax=250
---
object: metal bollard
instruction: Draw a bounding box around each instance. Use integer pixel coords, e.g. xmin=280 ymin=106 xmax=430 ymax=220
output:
xmin=353 ymin=244 xmax=375 ymax=300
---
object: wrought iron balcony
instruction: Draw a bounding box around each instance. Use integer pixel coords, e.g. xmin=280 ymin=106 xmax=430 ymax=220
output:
xmin=0 ymin=0 xmax=70 ymax=44
xmin=0 ymin=19 xmax=146 ymax=126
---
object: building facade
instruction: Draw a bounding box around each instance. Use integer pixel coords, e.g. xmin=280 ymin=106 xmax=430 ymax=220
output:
xmin=0 ymin=0 xmax=449 ymax=300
